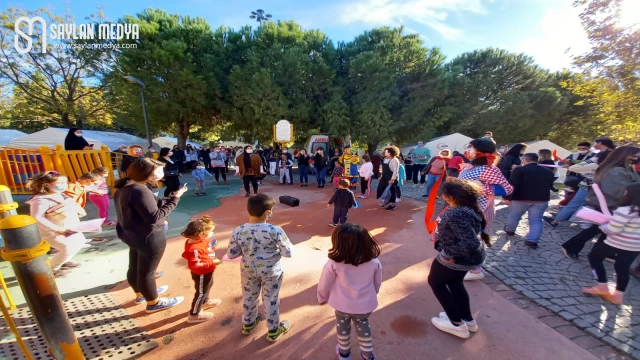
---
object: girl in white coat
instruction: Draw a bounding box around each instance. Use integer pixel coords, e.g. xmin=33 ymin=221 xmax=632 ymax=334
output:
xmin=26 ymin=171 xmax=88 ymax=277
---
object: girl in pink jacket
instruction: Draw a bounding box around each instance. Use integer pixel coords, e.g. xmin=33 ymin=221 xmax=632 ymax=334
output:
xmin=318 ymin=224 xmax=382 ymax=360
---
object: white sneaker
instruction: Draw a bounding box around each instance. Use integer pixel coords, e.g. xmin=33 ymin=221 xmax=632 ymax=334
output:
xmin=464 ymin=270 xmax=485 ymax=281
xmin=438 ymin=312 xmax=478 ymax=332
xmin=431 ymin=316 xmax=470 ymax=339
xmin=396 ymin=198 xmax=401 ymax=203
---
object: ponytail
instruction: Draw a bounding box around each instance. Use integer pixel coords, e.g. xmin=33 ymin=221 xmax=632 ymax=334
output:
xmin=114 ymin=177 xmax=129 ymax=189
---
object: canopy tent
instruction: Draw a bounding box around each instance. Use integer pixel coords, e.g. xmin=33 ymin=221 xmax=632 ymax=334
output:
xmin=7 ymin=128 xmax=106 ymax=149
xmin=399 ymin=133 xmax=473 ymax=156
xmin=507 ymin=140 xmax=573 ymax=181
xmin=0 ymin=129 xmax=27 ymax=146
xmin=79 ymin=129 xmax=149 ymax=151
xmin=152 ymin=136 xmax=201 ymax=150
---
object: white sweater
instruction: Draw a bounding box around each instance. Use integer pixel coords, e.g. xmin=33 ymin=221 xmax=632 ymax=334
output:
xmin=601 ymin=206 xmax=640 ymax=251
xmin=359 ymin=162 xmax=374 ymax=179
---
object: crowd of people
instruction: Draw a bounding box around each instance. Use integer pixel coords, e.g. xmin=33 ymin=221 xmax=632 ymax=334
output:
xmin=26 ymin=128 xmax=638 ymax=359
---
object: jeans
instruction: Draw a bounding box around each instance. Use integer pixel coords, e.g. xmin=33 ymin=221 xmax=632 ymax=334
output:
xmin=315 ymin=167 xmax=327 ymax=186
xmin=413 ymin=164 xmax=427 ymax=184
xmin=428 ymin=260 xmax=472 ymax=323
xmin=332 ymin=207 xmax=349 ymax=224
xmin=299 ymin=165 xmax=309 ymax=184
xmin=242 ymin=175 xmax=259 ymax=194
xmin=425 ymin=173 xmax=442 ymax=196
xmin=588 ymin=241 xmax=639 ymax=292
xmin=126 ymin=231 xmax=167 ymax=301
xmin=194 ymin=179 xmax=206 ymax=193
xmin=505 ymin=201 xmax=549 ymax=241
xmin=555 ymin=187 xmax=588 ymax=222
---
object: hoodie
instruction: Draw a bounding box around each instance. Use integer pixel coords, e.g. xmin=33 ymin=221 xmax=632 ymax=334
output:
xmin=182 ymin=239 xmax=217 ymax=275
xmin=26 ymin=193 xmax=85 ymax=241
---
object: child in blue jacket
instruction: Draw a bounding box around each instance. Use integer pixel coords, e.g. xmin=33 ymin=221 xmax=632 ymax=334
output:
xmin=192 ymin=161 xmax=213 ymax=196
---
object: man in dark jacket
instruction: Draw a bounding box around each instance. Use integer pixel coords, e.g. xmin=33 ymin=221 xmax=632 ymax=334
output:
xmin=199 ymin=145 xmax=211 ymax=172
xmin=504 ymin=153 xmax=555 ymax=249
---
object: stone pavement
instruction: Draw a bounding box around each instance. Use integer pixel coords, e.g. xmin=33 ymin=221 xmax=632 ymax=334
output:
xmin=394 ymin=179 xmax=639 ymax=359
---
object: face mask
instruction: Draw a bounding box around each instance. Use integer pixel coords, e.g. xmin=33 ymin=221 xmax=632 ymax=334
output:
xmin=246 ymin=149 xmax=253 ymax=154
xmin=215 ymin=150 xmax=220 ymax=153
xmin=283 ymin=150 xmax=288 ymax=153
xmin=168 ymin=152 xmax=174 ymax=157
xmin=417 ymin=143 xmax=423 ymax=147
xmin=50 ymin=183 xmax=67 ymax=192
xmin=197 ymin=166 xmax=203 ymax=169
xmin=75 ymin=133 xmax=82 ymax=137
xmin=578 ymin=150 xmax=588 ymax=155
xmin=134 ymin=149 xmax=143 ymax=155
xmin=150 ymin=149 xmax=155 ymax=153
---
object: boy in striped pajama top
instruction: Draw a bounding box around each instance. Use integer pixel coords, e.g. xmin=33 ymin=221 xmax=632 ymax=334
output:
xmin=182 ymin=216 xmax=222 ymax=323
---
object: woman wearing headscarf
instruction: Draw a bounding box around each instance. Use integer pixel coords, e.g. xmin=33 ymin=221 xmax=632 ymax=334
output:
xmin=64 ymin=128 xmax=92 ymax=151
xmin=235 ymin=145 xmax=264 ymax=197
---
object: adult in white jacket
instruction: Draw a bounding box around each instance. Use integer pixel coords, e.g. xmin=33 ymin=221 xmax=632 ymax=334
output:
xmin=26 ymin=171 xmax=88 ymax=277
xmin=358 ymin=154 xmax=374 ymax=198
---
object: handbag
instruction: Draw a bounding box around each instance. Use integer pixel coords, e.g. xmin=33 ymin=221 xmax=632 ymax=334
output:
xmin=574 ymin=183 xmax=612 ymax=225
xmin=377 ymin=184 xmax=393 ymax=207
xmin=165 ymin=170 xmax=179 ymax=177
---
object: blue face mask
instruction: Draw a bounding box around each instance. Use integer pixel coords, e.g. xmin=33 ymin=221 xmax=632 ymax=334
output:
xmin=417 ymin=143 xmax=423 ymax=147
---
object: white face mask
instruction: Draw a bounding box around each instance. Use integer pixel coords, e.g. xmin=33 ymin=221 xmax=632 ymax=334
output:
xmin=49 ymin=181 xmax=68 ymax=193
xmin=149 ymin=149 xmax=155 ymax=153
xmin=75 ymin=132 xmax=82 ymax=137
xmin=196 ymin=166 xmax=203 ymax=169
xmin=168 ymin=152 xmax=173 ymax=157
xmin=578 ymin=150 xmax=588 ymax=155
xmin=283 ymin=150 xmax=288 ymax=153
xmin=246 ymin=149 xmax=253 ymax=154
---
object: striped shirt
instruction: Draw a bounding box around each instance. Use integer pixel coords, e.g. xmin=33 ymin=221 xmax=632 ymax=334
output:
xmin=602 ymin=206 xmax=640 ymax=251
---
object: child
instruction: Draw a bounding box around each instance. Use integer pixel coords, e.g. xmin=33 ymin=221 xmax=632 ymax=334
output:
xmin=89 ymin=167 xmax=116 ymax=226
xmin=192 ymin=161 xmax=213 ymax=196
xmin=332 ymin=160 xmax=344 ymax=190
xmin=278 ymin=154 xmax=293 ymax=185
xmin=227 ymin=194 xmax=293 ymax=342
xmin=358 ymin=155 xmax=373 ymax=199
xmin=317 ymin=224 xmax=382 ymax=360
xmin=181 ymin=216 xmax=223 ymax=323
xmin=26 ymin=171 xmax=88 ymax=277
xmin=64 ymin=172 xmax=100 ymax=210
xmin=428 ymin=178 xmax=490 ymax=339
xmin=583 ymin=183 xmax=640 ymax=304
xmin=328 ymin=179 xmax=357 ymax=227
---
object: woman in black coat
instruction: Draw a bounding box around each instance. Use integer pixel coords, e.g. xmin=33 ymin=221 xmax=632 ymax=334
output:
xmin=157 ymin=147 xmax=182 ymax=199
xmin=498 ymin=143 xmax=528 ymax=179
xmin=64 ymin=128 xmax=91 ymax=150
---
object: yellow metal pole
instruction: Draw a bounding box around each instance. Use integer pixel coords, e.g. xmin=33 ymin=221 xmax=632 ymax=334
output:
xmin=0 ymin=293 xmax=33 ymax=360
xmin=0 ymin=272 xmax=15 ymax=310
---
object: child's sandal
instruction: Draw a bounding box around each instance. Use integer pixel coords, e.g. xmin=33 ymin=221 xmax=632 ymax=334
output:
xmin=241 ymin=314 xmax=263 ymax=335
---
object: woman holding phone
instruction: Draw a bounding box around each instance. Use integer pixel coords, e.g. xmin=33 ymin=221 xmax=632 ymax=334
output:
xmin=158 ymin=147 xmax=182 ymax=199
xmin=114 ymin=157 xmax=187 ymax=313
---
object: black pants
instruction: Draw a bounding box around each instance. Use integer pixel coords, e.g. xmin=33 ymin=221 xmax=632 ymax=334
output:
xmin=562 ymin=224 xmax=607 ymax=255
xmin=126 ymin=231 xmax=167 ymax=301
xmin=447 ymin=168 xmax=459 ymax=178
xmin=213 ymin=167 xmax=227 ymax=182
xmin=360 ymin=177 xmax=370 ymax=195
xmin=243 ymin=175 xmax=258 ymax=194
xmin=332 ymin=207 xmax=349 ymax=224
xmin=190 ymin=272 xmax=214 ymax=315
xmin=405 ymin=165 xmax=414 ymax=183
xmin=163 ymin=176 xmax=180 ymax=198
xmin=588 ymin=242 xmax=639 ymax=292
xmin=376 ymin=179 xmax=397 ymax=204
xmin=225 ymin=160 xmax=229 ymax=174
xmin=428 ymin=259 xmax=472 ymax=323
xmin=413 ymin=164 xmax=427 ymax=184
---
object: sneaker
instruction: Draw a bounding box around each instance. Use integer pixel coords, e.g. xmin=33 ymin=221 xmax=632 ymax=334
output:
xmin=385 ymin=205 xmax=396 ymax=211
xmin=431 ymin=316 xmax=470 ymax=339
xmin=201 ymin=192 xmax=207 ymax=196
xmin=543 ymin=216 xmax=558 ymax=228
xmin=245 ymin=192 xmax=251 ymax=197
xmin=203 ymin=299 xmax=222 ymax=308
xmin=329 ymin=223 xmax=338 ymax=227
xmin=241 ymin=314 xmax=263 ymax=335
xmin=187 ymin=311 xmax=214 ymax=324
xmin=216 ymin=181 xmax=220 ymax=185
xmin=396 ymin=198 xmax=401 ymax=203
xmin=503 ymin=225 xmax=515 ymax=236
xmin=145 ymin=296 xmax=184 ymax=313
xmin=53 ymin=269 xmax=71 ymax=278
xmin=438 ymin=312 xmax=478 ymax=332
xmin=422 ymin=194 xmax=428 ymax=198
xmin=155 ymin=271 xmax=165 ymax=279
xmin=524 ymin=240 xmax=538 ymax=249
xmin=224 ymin=181 xmax=230 ymax=185
xmin=266 ymin=320 xmax=292 ymax=342
xmin=135 ymin=285 xmax=169 ymax=303
xmin=301 ymin=184 xmax=305 ymax=187
xmin=603 ymin=290 xmax=623 ymax=305
xmin=336 ymin=344 xmax=352 ymax=360
xmin=194 ymin=193 xmax=200 ymax=197
xmin=561 ymin=247 xmax=579 ymax=260
xmin=61 ymin=262 xmax=81 ymax=269
xmin=464 ymin=270 xmax=485 ymax=281
xmin=583 ymin=283 xmax=609 ymax=296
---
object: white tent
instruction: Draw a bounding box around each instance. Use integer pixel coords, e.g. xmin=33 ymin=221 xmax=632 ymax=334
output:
xmin=79 ymin=129 xmax=149 ymax=151
xmin=0 ymin=129 xmax=27 ymax=146
xmin=152 ymin=136 xmax=201 ymax=150
xmin=508 ymin=140 xmax=573 ymax=181
xmin=7 ymin=128 xmax=106 ymax=149
xmin=399 ymin=133 xmax=473 ymax=156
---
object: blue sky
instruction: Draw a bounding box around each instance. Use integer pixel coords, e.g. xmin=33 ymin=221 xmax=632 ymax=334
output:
xmin=6 ymin=0 xmax=640 ymax=71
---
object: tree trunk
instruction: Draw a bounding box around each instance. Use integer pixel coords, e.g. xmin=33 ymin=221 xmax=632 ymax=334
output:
xmin=176 ymin=119 xmax=190 ymax=149
xmin=61 ymin=112 xmax=72 ymax=128
xmin=367 ymin=142 xmax=377 ymax=155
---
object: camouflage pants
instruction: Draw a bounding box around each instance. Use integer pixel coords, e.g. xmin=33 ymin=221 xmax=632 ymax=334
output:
xmin=241 ymin=263 xmax=284 ymax=332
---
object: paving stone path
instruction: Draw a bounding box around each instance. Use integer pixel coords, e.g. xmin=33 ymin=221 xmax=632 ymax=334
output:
xmin=385 ymin=179 xmax=639 ymax=359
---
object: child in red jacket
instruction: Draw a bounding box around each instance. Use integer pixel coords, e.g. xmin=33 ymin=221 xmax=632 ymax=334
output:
xmin=181 ymin=216 xmax=222 ymax=323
